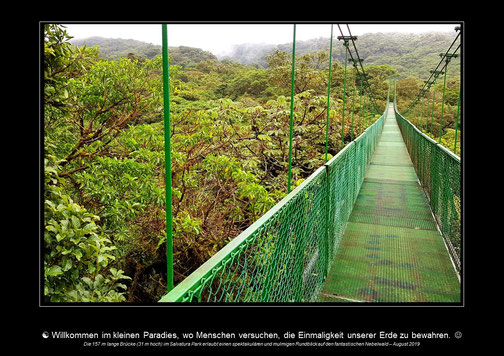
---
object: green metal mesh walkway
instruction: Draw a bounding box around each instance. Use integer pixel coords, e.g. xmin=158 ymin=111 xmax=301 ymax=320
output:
xmin=318 ymin=105 xmax=460 ymax=303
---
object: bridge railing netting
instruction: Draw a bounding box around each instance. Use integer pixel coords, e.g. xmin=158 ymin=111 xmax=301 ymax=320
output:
xmin=159 ymin=108 xmax=387 ymax=302
xmin=394 ymin=106 xmax=461 ymax=272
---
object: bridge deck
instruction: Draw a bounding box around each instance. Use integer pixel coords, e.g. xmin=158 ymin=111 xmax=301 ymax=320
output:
xmin=318 ymin=104 xmax=460 ymax=302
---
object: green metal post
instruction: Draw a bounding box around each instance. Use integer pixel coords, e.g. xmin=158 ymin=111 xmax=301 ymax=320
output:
xmin=359 ymin=81 xmax=363 ymax=135
xmin=323 ymin=24 xmax=334 ymax=279
xmin=162 ymin=24 xmax=174 ymax=292
xmin=287 ymin=24 xmax=303 ymax=297
xmin=438 ymin=66 xmax=448 ymax=143
xmin=423 ymin=92 xmax=429 ymax=133
xmin=362 ymin=93 xmax=366 ymax=127
xmin=287 ymin=24 xmax=296 ymax=193
xmin=325 ymin=24 xmax=333 ymax=163
xmin=453 ymin=88 xmax=461 ymax=154
xmin=430 ymin=87 xmax=436 ymax=136
xmin=364 ymin=95 xmax=368 ymax=126
xmin=350 ymin=74 xmax=355 ymax=141
xmin=419 ymin=97 xmax=423 ymax=129
xmin=341 ymin=42 xmax=349 ymax=148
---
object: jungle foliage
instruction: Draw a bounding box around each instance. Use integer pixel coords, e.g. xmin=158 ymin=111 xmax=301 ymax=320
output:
xmin=43 ymin=24 xmax=461 ymax=302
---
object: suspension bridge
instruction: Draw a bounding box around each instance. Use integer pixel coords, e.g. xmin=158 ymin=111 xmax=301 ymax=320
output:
xmin=317 ymin=103 xmax=460 ymax=303
xmin=158 ymin=24 xmax=462 ymax=303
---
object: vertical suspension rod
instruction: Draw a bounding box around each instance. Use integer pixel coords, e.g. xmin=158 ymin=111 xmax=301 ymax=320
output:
xmin=339 ymin=38 xmax=349 ymax=148
xmin=453 ymin=88 xmax=461 ymax=154
xmin=161 ymin=24 xmax=174 ymax=292
xmin=325 ymin=24 xmax=333 ymax=163
xmin=359 ymin=80 xmax=363 ymax=134
xmin=438 ymin=65 xmax=448 ymax=143
xmin=323 ymin=24 xmax=333 ymax=278
xmin=430 ymin=86 xmax=436 ymax=136
xmin=438 ymin=52 xmax=458 ymax=143
xmin=350 ymin=68 xmax=356 ymax=141
xmin=287 ymin=24 xmax=296 ymax=193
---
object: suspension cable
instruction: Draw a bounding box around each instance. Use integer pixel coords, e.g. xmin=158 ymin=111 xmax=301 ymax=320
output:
xmin=404 ymin=28 xmax=461 ymax=114
xmin=336 ymin=25 xmax=379 ymax=113
xmin=345 ymin=24 xmax=380 ymax=113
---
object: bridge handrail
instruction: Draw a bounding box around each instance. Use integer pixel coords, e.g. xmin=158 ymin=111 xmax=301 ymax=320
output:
xmin=159 ymin=105 xmax=388 ymax=302
xmin=393 ymin=103 xmax=461 ymax=272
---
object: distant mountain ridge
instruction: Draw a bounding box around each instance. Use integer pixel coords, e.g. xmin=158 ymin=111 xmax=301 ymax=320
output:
xmin=221 ymin=32 xmax=460 ymax=78
xmin=70 ymin=36 xmax=161 ymax=60
xmin=70 ymin=32 xmax=460 ymax=78
xmin=70 ymin=37 xmax=218 ymax=67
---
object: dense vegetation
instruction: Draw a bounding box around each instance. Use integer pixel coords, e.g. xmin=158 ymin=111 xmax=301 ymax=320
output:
xmin=72 ymin=32 xmax=460 ymax=79
xmin=395 ymin=73 xmax=461 ymax=156
xmin=44 ymin=24 xmax=460 ymax=303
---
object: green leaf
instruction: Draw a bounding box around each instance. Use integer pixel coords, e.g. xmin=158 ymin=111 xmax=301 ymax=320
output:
xmin=88 ymin=264 xmax=96 ymax=274
xmin=82 ymin=223 xmax=96 ymax=234
xmin=71 ymin=215 xmax=81 ymax=229
xmin=94 ymin=274 xmax=105 ymax=288
xmin=114 ymin=283 xmax=127 ymax=290
xmin=97 ymin=255 xmax=108 ymax=267
xmin=46 ymin=265 xmax=63 ymax=276
xmin=62 ymin=258 xmax=72 ymax=272
xmin=73 ymin=249 xmax=83 ymax=261
xmin=81 ymin=277 xmax=93 ymax=288
xmin=45 ymin=225 xmax=58 ymax=233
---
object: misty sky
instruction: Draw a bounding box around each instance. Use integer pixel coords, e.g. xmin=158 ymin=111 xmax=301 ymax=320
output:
xmin=63 ymin=23 xmax=460 ymax=57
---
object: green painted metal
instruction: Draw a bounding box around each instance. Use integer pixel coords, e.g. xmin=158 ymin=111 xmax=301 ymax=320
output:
xmin=429 ymin=87 xmax=435 ymax=135
xmin=341 ymin=41 xmax=349 ymax=148
xmin=419 ymin=97 xmax=424 ymax=133
xmin=155 ymin=27 xmax=462 ymax=303
xmin=395 ymin=104 xmax=461 ymax=272
xmin=350 ymin=73 xmax=355 ymax=141
xmin=362 ymin=89 xmax=367 ymax=128
xmin=161 ymin=24 xmax=174 ymax=292
xmin=323 ymin=25 xmax=334 ymax=281
xmin=423 ymin=95 xmax=429 ymax=133
xmin=319 ymin=103 xmax=460 ymax=302
xmin=287 ymin=24 xmax=296 ymax=193
xmin=439 ymin=65 xmax=448 ymax=143
xmin=359 ymin=81 xmax=363 ymax=135
xmin=325 ymin=24 xmax=333 ymax=163
xmin=453 ymin=88 xmax=461 ymax=153
xmin=158 ymin=99 xmax=460 ymax=303
xmin=159 ymin=104 xmax=387 ymax=302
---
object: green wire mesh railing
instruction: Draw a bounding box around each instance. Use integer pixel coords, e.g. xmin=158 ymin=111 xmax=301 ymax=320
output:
xmin=159 ymin=107 xmax=387 ymax=302
xmin=394 ymin=104 xmax=461 ymax=272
